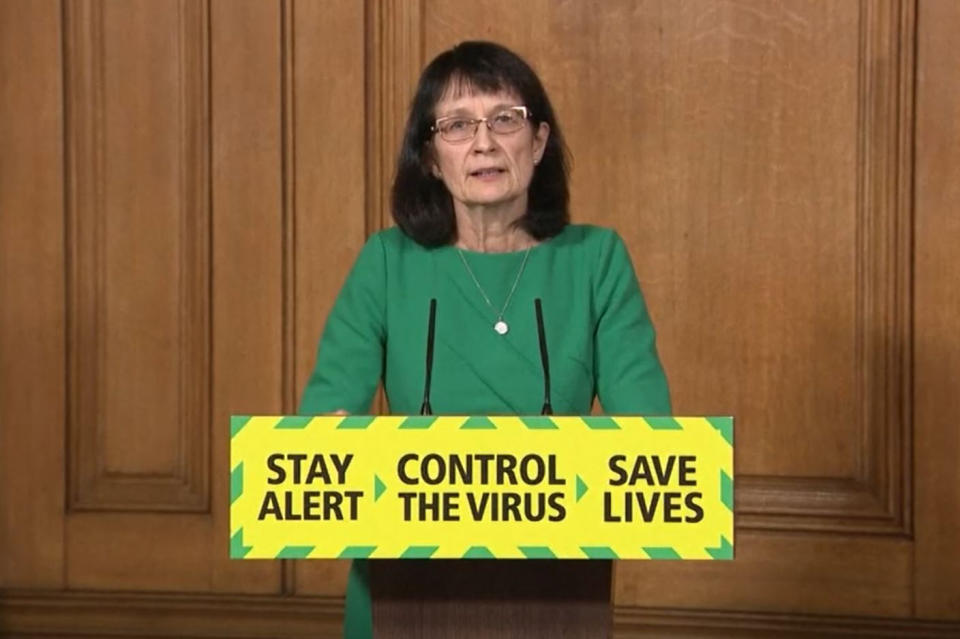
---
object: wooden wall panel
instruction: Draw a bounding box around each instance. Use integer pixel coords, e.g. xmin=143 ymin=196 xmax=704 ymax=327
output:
xmin=914 ymin=0 xmax=960 ymax=620
xmin=64 ymin=0 xmax=210 ymax=512
xmin=0 ymin=591 xmax=342 ymax=639
xmin=0 ymin=0 xmax=66 ymax=588
xmin=61 ymin=0 xmax=216 ymax=591
xmin=734 ymin=0 xmax=914 ymax=534
xmin=65 ymin=513 xmax=212 ymax=590
xmin=615 ymin=531 xmax=912 ymax=617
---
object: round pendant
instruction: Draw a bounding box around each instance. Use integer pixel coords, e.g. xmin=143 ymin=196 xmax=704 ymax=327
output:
xmin=494 ymin=320 xmax=509 ymax=335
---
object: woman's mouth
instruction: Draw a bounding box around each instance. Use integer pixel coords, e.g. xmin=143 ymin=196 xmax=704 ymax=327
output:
xmin=469 ymin=168 xmax=506 ymax=178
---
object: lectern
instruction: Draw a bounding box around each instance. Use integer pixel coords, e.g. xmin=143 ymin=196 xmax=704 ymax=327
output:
xmin=229 ymin=413 xmax=734 ymax=638
xmin=370 ymin=559 xmax=612 ymax=638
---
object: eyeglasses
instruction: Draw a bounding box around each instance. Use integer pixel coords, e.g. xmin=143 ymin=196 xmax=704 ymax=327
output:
xmin=431 ymin=106 xmax=532 ymax=143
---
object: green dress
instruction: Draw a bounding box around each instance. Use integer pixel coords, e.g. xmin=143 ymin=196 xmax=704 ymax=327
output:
xmin=298 ymin=223 xmax=670 ymax=638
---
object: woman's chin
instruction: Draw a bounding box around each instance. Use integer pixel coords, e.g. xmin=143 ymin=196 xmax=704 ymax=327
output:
xmin=461 ymin=189 xmax=520 ymax=209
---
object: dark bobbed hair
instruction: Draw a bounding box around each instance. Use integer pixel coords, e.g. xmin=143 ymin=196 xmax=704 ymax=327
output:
xmin=391 ymin=41 xmax=570 ymax=247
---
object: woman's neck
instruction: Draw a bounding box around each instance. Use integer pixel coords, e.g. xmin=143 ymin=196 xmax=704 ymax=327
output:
xmin=453 ymin=201 xmax=538 ymax=253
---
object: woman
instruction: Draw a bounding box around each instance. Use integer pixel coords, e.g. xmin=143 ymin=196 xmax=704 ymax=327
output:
xmin=300 ymin=41 xmax=670 ymax=639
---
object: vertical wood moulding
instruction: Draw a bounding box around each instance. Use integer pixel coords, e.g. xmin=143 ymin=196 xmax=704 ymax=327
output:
xmin=854 ymin=0 xmax=914 ymax=532
xmin=365 ymin=0 xmax=423 ymax=237
xmin=280 ymin=0 xmax=297 ymax=430
xmin=64 ymin=0 xmax=107 ymax=511
xmin=177 ymin=0 xmax=212 ymax=513
xmin=363 ymin=0 xmax=377 ymax=238
xmin=280 ymin=0 xmax=296 ymax=595
xmin=363 ymin=0 xmax=378 ymax=239
xmin=894 ymin=0 xmax=915 ymax=538
xmin=854 ymin=0 xmax=880 ymax=521
xmin=64 ymin=0 xmax=213 ymax=512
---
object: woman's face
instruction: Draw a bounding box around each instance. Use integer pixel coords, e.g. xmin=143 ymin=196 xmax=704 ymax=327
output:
xmin=429 ymin=88 xmax=550 ymax=214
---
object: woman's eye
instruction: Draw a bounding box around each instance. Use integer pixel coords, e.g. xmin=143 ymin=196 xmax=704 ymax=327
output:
xmin=447 ymin=119 xmax=469 ymax=131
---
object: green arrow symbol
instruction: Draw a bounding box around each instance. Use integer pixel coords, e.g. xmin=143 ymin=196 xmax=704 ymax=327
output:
xmin=576 ymin=475 xmax=589 ymax=502
xmin=374 ymin=474 xmax=386 ymax=502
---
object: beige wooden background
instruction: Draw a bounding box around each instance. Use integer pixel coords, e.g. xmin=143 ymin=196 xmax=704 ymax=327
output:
xmin=2 ymin=0 xmax=959 ymax=636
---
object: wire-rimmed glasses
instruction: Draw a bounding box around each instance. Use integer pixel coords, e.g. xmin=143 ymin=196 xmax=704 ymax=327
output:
xmin=431 ymin=106 xmax=532 ymax=143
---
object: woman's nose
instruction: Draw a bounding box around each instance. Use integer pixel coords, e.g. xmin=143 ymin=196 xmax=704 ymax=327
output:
xmin=471 ymin=123 xmax=496 ymax=152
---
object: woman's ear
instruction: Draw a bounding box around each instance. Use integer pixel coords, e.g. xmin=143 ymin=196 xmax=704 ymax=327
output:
xmin=422 ymin=145 xmax=442 ymax=178
xmin=533 ymin=121 xmax=550 ymax=165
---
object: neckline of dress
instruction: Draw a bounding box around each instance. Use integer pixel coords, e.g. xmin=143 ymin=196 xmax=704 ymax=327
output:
xmin=446 ymin=225 xmax=567 ymax=258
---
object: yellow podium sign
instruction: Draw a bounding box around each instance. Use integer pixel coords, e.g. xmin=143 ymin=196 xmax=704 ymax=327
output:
xmin=229 ymin=415 xmax=733 ymax=560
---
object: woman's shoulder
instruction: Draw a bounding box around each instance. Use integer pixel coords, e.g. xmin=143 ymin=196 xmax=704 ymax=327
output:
xmin=347 ymin=227 xmax=424 ymax=271
xmin=551 ymin=224 xmax=636 ymax=284
xmin=550 ymin=223 xmax=625 ymax=254
xmin=365 ymin=225 xmax=428 ymax=255
xmin=369 ymin=225 xmax=405 ymax=244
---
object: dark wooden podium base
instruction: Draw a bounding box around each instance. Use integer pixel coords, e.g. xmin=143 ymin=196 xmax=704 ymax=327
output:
xmin=369 ymin=559 xmax=612 ymax=639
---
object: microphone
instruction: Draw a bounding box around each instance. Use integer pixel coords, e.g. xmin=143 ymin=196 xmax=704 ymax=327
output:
xmin=534 ymin=299 xmax=553 ymax=415
xmin=420 ymin=298 xmax=437 ymax=415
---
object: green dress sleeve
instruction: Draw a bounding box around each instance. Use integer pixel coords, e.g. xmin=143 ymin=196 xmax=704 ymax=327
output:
xmin=593 ymin=230 xmax=672 ymax=415
xmin=298 ymin=233 xmax=386 ymax=416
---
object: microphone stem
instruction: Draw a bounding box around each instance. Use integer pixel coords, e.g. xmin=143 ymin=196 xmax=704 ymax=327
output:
xmin=535 ymin=299 xmax=553 ymax=416
xmin=421 ymin=299 xmax=437 ymax=416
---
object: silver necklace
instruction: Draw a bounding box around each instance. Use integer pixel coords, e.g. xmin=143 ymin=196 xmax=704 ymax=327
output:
xmin=457 ymin=246 xmax=531 ymax=335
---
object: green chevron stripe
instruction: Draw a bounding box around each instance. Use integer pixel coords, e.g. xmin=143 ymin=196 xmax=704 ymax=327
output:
xmin=230 ymin=528 xmax=252 ymax=559
xmin=374 ymin=474 xmax=386 ymax=501
xmin=337 ymin=416 xmax=377 ymax=429
xmin=275 ymin=416 xmax=313 ymax=429
xmin=575 ymin=475 xmax=589 ymax=502
xmin=520 ymin=416 xmax=558 ymax=429
xmin=397 ymin=416 xmax=436 ymax=429
xmin=720 ymin=470 xmax=734 ymax=511
xmin=706 ymin=536 xmax=733 ymax=560
xmin=519 ymin=546 xmax=556 ymax=559
xmin=400 ymin=545 xmax=438 ymax=559
xmin=581 ymin=546 xmax=619 ymax=559
xmin=230 ymin=462 xmax=243 ymax=505
xmin=276 ymin=545 xmax=315 ymax=559
xmin=230 ymin=415 xmax=251 ymax=438
xmin=460 ymin=416 xmax=496 ymax=429
xmin=644 ymin=417 xmax=684 ymax=430
xmin=339 ymin=545 xmax=377 ymax=559
xmin=462 ymin=546 xmax=496 ymax=558
xmin=706 ymin=417 xmax=734 ymax=445
xmin=643 ymin=546 xmax=681 ymax=560
xmin=582 ymin=417 xmax=620 ymax=430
